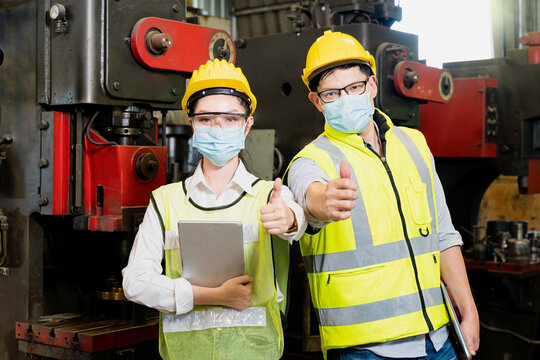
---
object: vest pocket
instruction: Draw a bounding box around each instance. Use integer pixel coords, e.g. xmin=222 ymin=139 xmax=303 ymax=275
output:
xmin=236 ymin=326 xmax=277 ymax=350
xmin=326 ymin=265 xmax=386 ymax=285
xmin=405 ymin=177 xmax=432 ymax=226
xmin=163 ymin=329 xmax=192 ymax=351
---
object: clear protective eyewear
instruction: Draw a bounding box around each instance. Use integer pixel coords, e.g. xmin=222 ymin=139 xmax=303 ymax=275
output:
xmin=191 ymin=112 xmax=248 ymax=129
xmin=317 ymin=80 xmax=369 ymax=103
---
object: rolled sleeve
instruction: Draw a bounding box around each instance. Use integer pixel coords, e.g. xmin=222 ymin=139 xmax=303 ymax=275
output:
xmin=276 ymin=184 xmax=308 ymax=242
xmin=287 ymin=157 xmax=331 ymax=229
xmin=174 ymin=277 xmax=194 ymax=314
xmin=430 ymin=152 xmax=463 ymax=251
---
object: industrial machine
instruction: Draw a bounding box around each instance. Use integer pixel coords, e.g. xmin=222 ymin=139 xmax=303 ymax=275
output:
xmin=2 ymin=0 xmax=539 ymax=359
xmin=232 ymin=1 xmax=540 ymax=359
xmin=0 ymin=1 xmax=235 ymax=359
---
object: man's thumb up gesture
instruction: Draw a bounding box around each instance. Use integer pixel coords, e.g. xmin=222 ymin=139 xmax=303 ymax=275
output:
xmin=324 ymin=161 xmax=359 ymax=221
xmin=261 ymin=178 xmax=296 ymax=235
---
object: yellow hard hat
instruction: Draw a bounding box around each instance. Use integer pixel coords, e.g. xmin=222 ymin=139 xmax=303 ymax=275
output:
xmin=181 ymin=59 xmax=257 ymax=116
xmin=301 ymin=30 xmax=377 ymax=90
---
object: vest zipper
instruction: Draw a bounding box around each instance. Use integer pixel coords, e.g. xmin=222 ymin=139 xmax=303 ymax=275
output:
xmin=368 ymin=147 xmax=434 ymax=332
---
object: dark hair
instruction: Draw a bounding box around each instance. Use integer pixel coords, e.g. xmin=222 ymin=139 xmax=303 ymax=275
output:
xmin=308 ymin=63 xmax=374 ymax=92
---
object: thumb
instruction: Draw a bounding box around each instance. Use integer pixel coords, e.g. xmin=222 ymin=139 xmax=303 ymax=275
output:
xmin=270 ymin=178 xmax=282 ymax=203
xmin=340 ymin=161 xmax=351 ymax=179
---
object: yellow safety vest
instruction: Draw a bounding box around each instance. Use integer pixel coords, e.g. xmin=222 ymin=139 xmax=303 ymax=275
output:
xmin=289 ymin=110 xmax=449 ymax=357
xmin=151 ymin=178 xmax=289 ymax=360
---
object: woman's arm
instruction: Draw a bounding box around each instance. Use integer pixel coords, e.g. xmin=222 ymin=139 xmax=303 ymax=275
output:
xmin=122 ymin=202 xmax=255 ymax=314
xmin=193 ymin=275 xmax=254 ymax=310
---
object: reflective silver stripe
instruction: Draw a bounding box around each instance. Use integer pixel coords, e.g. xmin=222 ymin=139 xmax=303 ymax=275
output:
xmin=303 ymin=234 xmax=435 ymax=273
xmin=164 ymin=230 xmax=179 ymax=250
xmin=318 ymin=287 xmax=444 ymax=327
xmin=422 ymin=286 xmax=445 ymax=310
xmin=305 ymin=136 xmax=375 ymax=273
xmin=162 ymin=307 xmax=266 ymax=333
xmin=392 ymin=127 xmax=438 ymax=252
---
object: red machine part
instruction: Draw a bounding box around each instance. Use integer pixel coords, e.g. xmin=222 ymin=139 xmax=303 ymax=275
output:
xmin=16 ymin=315 xmax=158 ymax=352
xmin=393 ymin=60 xmax=454 ymax=103
xmin=131 ymin=17 xmax=235 ymax=72
xmin=84 ymin=130 xmax=167 ymax=232
xmin=527 ymin=159 xmax=540 ymax=194
xmin=418 ymin=78 xmax=498 ymax=158
xmin=520 ymin=31 xmax=540 ymax=64
xmin=52 ymin=112 xmax=71 ymax=215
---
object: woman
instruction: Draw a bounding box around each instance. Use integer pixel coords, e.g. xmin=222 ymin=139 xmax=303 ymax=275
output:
xmin=122 ymin=59 xmax=306 ymax=360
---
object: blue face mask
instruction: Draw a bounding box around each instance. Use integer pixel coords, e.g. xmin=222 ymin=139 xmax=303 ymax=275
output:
xmin=193 ymin=125 xmax=246 ymax=167
xmin=322 ymin=92 xmax=374 ymax=134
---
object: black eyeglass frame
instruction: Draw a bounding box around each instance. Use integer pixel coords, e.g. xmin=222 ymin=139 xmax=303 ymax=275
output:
xmin=316 ymin=80 xmax=369 ymax=103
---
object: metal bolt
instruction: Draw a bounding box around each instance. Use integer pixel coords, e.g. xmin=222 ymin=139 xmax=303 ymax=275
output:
xmin=113 ymin=82 xmax=121 ymax=91
xmin=39 ymin=120 xmax=49 ymax=130
xmin=123 ymin=37 xmax=130 ymax=45
xmin=172 ymin=4 xmax=180 ymax=13
xmin=39 ymin=195 xmax=49 ymax=206
xmin=171 ymin=88 xmax=177 ymax=96
xmin=0 ymin=134 xmax=13 ymax=145
xmin=38 ymin=158 xmax=49 ymax=168
xmin=235 ymin=38 xmax=247 ymax=49
xmin=409 ymin=112 xmax=416 ymax=118
xmin=71 ymin=206 xmax=82 ymax=214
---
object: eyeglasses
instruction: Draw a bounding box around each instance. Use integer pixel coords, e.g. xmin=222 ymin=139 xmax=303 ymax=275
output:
xmin=191 ymin=112 xmax=248 ymax=128
xmin=317 ymin=80 xmax=369 ymax=103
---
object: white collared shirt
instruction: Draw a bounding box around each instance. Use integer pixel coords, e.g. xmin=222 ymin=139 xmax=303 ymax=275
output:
xmin=122 ymin=160 xmax=306 ymax=315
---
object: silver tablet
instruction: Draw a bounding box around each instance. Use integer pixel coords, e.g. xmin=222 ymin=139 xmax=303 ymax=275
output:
xmin=441 ymin=284 xmax=472 ymax=360
xmin=178 ymin=221 xmax=244 ymax=288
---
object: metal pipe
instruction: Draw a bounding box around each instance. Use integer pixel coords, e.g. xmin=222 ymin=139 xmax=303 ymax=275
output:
xmin=73 ymin=110 xmax=84 ymax=214
xmin=0 ymin=209 xmax=8 ymax=266
xmin=161 ymin=110 xmax=167 ymax=147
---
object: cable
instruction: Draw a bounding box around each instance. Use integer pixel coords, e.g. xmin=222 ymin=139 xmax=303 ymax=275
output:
xmin=85 ymin=111 xmax=117 ymax=146
xmin=480 ymin=320 xmax=540 ymax=344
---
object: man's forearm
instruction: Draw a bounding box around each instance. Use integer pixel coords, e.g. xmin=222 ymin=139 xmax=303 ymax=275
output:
xmin=305 ymin=182 xmax=330 ymax=221
xmin=440 ymin=246 xmax=477 ymax=318
xmin=440 ymin=245 xmax=480 ymax=354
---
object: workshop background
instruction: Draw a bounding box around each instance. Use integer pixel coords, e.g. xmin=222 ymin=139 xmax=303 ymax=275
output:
xmin=1 ymin=0 xmax=539 ymax=359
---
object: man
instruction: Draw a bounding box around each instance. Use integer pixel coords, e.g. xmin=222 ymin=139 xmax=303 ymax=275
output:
xmin=287 ymin=30 xmax=480 ymax=359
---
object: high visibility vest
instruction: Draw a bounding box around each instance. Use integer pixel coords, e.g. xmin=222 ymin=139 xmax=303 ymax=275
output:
xmin=151 ymin=178 xmax=289 ymax=360
xmin=289 ymin=111 xmax=450 ymax=357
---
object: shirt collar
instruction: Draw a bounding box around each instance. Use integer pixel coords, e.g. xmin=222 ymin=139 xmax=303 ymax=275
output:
xmin=185 ymin=159 xmax=257 ymax=199
xmin=230 ymin=160 xmax=258 ymax=196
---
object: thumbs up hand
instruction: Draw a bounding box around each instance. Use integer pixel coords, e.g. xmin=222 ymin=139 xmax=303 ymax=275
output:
xmin=260 ymin=178 xmax=296 ymax=234
xmin=324 ymin=161 xmax=359 ymax=221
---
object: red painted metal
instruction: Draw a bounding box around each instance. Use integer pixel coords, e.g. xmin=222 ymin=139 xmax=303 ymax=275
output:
xmin=526 ymin=159 xmax=540 ymax=194
xmin=52 ymin=112 xmax=71 ymax=215
xmin=16 ymin=315 xmax=158 ymax=352
xmin=418 ymin=78 xmax=498 ymax=158
xmin=520 ymin=31 xmax=540 ymax=64
xmin=465 ymin=259 xmax=540 ymax=275
xmin=84 ymin=129 xmax=166 ymax=231
xmin=393 ymin=60 xmax=453 ymax=103
xmin=130 ymin=17 xmax=235 ymax=72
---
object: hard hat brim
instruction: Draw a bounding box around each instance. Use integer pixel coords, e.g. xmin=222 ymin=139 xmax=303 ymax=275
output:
xmin=304 ymin=59 xmax=374 ymax=90
xmin=186 ymin=87 xmax=253 ymax=116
